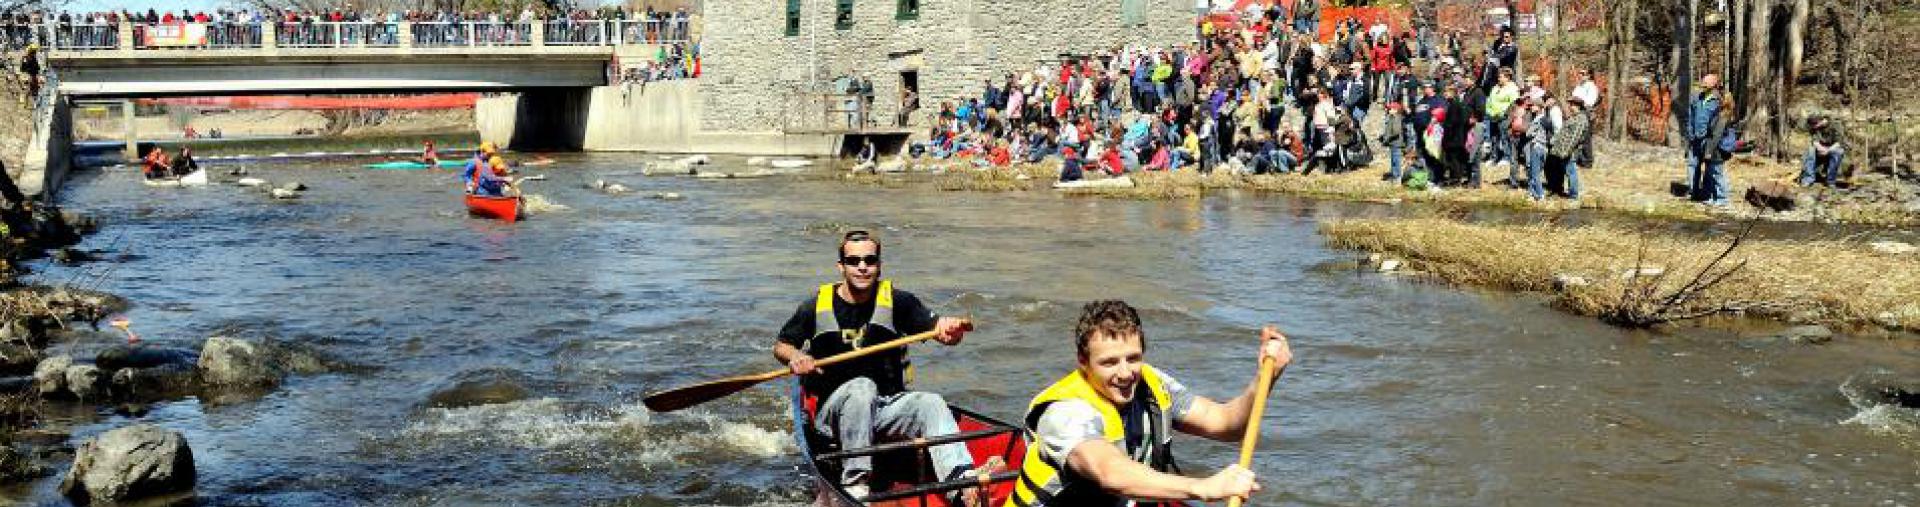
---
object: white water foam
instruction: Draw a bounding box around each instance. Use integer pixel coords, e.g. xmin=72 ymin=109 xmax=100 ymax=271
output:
xmin=522 ymin=194 xmax=569 ymax=213
xmin=400 ymin=398 xmax=792 ymax=467
xmin=1837 ymin=374 xmax=1920 ymax=436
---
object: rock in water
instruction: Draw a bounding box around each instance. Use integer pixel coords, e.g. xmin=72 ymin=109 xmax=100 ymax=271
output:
xmin=1779 ymin=325 xmax=1836 ymax=345
xmin=59 ymin=424 xmax=195 ymax=504
xmin=65 ymin=364 xmax=105 ymax=401
xmin=197 ymin=337 xmax=280 ymax=387
xmin=109 ymin=363 xmax=199 ymax=401
xmin=269 ymin=188 xmax=299 ymax=200
xmin=278 ymin=182 xmax=308 ymax=192
xmin=95 ymin=345 xmax=197 ymax=371
xmin=33 ymin=355 xmax=71 ymax=397
xmin=234 ymin=177 xmax=267 ymax=187
xmin=423 ymin=368 xmax=533 ymax=409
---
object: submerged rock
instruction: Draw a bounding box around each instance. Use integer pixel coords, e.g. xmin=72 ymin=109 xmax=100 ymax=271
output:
xmin=95 ymin=345 xmax=197 ymax=371
xmin=59 ymin=424 xmax=195 ymax=504
xmin=423 ymin=368 xmax=533 ymax=409
xmin=1779 ymin=325 xmax=1836 ymax=345
xmin=109 ymin=363 xmax=199 ymax=401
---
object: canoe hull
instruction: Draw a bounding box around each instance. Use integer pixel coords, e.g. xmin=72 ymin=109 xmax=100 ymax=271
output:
xmin=465 ymin=194 xmax=520 ymax=223
xmin=791 ymin=381 xmax=1023 ymax=507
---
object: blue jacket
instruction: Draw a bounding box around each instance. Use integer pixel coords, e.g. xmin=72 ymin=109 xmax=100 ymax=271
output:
xmin=1689 ymin=92 xmax=1721 ymax=141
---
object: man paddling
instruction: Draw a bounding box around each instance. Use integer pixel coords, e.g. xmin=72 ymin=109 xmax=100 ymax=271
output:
xmin=1004 ymin=300 xmax=1292 ymax=507
xmin=773 ymin=230 xmax=994 ymax=502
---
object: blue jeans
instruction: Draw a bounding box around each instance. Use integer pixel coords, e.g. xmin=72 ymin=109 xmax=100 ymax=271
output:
xmin=1800 ymin=146 xmax=1844 ymax=186
xmin=1271 ymin=150 xmax=1298 ymax=174
xmin=1350 ymin=108 xmax=1368 ymax=129
xmin=1686 ymin=138 xmax=1709 ymax=200
xmin=1526 ymin=144 xmax=1547 ymax=200
xmin=1565 ymin=160 xmax=1582 ymax=199
xmin=1386 ymin=143 xmax=1404 ymax=180
xmin=816 ymin=378 xmax=975 ymax=485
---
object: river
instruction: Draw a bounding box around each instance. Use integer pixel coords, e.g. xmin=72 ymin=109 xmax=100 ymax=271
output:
xmin=9 ymin=153 xmax=1917 ymax=505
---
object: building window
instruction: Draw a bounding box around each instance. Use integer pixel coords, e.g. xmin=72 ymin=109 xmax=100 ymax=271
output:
xmin=786 ymin=0 xmax=802 ymax=36
xmin=896 ymin=0 xmax=919 ymax=20
xmin=836 ymin=0 xmax=855 ymax=30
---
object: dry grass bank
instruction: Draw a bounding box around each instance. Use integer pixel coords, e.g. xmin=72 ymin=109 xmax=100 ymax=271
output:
xmin=915 ymin=144 xmax=1917 ymax=226
xmin=1320 ymin=217 xmax=1920 ymax=330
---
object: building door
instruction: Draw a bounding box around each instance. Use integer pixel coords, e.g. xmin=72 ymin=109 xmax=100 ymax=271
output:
xmin=897 ymin=70 xmax=919 ymax=127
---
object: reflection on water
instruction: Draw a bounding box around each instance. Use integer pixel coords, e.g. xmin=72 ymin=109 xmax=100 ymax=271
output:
xmin=9 ymin=153 xmax=1917 ymax=505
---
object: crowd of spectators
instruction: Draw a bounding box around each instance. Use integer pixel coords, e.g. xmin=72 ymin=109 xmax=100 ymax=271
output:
xmin=913 ymin=3 xmax=1599 ymax=202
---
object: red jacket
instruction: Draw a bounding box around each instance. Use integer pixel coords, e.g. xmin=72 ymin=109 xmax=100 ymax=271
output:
xmin=1370 ymin=44 xmax=1394 ymax=73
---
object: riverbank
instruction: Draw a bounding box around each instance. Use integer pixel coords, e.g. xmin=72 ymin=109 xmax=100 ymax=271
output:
xmin=908 ymin=138 xmax=1920 ymax=227
xmin=1320 ymin=217 xmax=1920 ymax=332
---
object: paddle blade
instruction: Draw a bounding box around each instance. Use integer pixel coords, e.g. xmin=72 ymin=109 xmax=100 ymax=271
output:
xmin=642 ymin=376 xmax=765 ymax=413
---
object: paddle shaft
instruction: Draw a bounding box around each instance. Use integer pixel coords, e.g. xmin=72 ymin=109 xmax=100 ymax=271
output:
xmin=643 ymin=328 xmax=944 ymax=412
xmin=1227 ymin=356 xmax=1278 ymax=507
xmin=792 ymin=328 xmax=942 ymax=375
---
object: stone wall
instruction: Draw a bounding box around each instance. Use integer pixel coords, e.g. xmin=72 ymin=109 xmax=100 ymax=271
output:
xmin=700 ymin=0 xmax=1194 ymax=133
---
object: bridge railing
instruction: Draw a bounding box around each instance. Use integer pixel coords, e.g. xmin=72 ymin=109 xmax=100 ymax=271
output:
xmin=42 ymin=23 xmax=119 ymax=51
xmin=411 ymin=21 xmax=534 ymax=47
xmin=614 ymin=19 xmax=690 ymax=45
xmin=21 ymin=19 xmax=687 ymax=51
xmin=543 ymin=20 xmax=608 ymax=46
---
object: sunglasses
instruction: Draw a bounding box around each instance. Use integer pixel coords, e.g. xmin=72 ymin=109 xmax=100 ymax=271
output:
xmin=839 ymin=255 xmax=881 ymax=267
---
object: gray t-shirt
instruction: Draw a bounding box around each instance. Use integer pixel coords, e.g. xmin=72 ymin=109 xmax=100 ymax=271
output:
xmin=1032 ymin=370 xmax=1196 ymax=467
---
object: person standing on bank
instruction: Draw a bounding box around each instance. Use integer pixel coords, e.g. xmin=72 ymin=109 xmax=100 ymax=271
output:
xmin=773 ymin=230 xmax=990 ymax=501
xmin=1004 ymin=300 xmax=1294 ymax=507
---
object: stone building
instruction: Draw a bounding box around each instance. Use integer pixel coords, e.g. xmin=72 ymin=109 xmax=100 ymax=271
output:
xmin=701 ymin=0 xmax=1195 ymax=134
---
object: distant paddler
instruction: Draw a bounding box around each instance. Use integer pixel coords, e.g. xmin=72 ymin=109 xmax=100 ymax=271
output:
xmin=461 ymin=142 xmax=499 ymax=189
xmin=419 ymin=139 xmax=440 ymax=168
xmin=1002 ymin=300 xmax=1292 ymax=507
xmin=470 ymin=156 xmax=516 ymax=197
xmin=142 ymin=147 xmax=173 ymax=180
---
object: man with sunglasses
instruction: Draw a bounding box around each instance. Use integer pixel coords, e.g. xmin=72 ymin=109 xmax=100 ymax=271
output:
xmin=773 ymin=230 xmax=988 ymax=502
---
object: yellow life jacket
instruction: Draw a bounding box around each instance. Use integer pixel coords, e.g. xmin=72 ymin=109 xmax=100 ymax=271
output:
xmin=1006 ymin=365 xmax=1175 ymax=507
xmin=802 ymin=280 xmax=911 ymax=395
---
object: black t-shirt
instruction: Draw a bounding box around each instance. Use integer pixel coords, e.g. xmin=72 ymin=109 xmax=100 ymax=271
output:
xmin=777 ymin=286 xmax=938 ymax=398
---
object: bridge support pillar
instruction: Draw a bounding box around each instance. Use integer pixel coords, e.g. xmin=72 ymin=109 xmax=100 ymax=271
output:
xmin=121 ymin=99 xmax=137 ymax=161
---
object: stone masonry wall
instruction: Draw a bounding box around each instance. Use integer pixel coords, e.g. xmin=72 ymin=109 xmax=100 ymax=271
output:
xmin=701 ymin=0 xmax=1194 ymax=133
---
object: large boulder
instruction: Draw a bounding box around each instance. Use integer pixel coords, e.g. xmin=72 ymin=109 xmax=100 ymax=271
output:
xmin=33 ymin=355 xmax=72 ymax=398
xmin=197 ymin=337 xmax=281 ymax=387
xmin=58 ymin=424 xmax=195 ymax=504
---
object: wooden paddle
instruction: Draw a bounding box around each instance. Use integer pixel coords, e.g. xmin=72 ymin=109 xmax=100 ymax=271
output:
xmin=1227 ymin=351 xmax=1280 ymax=507
xmin=643 ymin=328 xmax=945 ymax=413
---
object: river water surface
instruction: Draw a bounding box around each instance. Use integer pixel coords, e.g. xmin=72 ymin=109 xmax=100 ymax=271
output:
xmin=10 ymin=154 xmax=1918 ymax=506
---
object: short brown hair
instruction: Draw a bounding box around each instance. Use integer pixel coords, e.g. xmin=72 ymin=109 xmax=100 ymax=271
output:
xmin=1075 ymin=300 xmax=1145 ymax=359
xmin=838 ymin=230 xmax=883 ymax=258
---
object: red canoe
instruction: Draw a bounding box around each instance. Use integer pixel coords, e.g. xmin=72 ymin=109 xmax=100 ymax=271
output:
xmin=793 ymin=380 xmax=1022 ymax=507
xmin=465 ymin=194 xmax=521 ymax=223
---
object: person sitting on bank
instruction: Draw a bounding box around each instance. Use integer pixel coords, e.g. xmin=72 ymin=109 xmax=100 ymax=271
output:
xmin=1799 ymin=115 xmax=1844 ymax=188
xmin=1005 ymin=300 xmax=1293 ymax=507
xmin=142 ymin=148 xmax=173 ymax=180
xmin=773 ymin=230 xmax=996 ymax=504
xmin=169 ymin=147 xmax=199 ymax=177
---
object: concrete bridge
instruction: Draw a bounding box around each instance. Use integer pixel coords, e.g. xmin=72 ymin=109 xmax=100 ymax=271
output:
xmin=29 ymin=20 xmax=683 ymax=96
xmin=9 ymin=20 xmax=710 ymax=198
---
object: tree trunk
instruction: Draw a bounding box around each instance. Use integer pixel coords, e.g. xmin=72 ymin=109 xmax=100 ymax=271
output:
xmin=1673 ymin=0 xmax=1695 ymax=146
